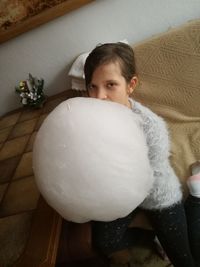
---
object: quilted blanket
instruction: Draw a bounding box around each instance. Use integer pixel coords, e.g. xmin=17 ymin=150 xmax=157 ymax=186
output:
xmin=132 ymin=19 xmax=200 ymax=197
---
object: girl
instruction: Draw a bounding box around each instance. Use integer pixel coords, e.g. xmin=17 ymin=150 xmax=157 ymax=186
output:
xmin=84 ymin=42 xmax=200 ymax=267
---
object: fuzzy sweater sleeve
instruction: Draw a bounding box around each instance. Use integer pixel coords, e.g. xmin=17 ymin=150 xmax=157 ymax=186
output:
xmin=130 ymin=100 xmax=183 ymax=210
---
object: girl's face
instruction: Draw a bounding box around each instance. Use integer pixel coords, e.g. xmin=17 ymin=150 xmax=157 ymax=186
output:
xmin=87 ymin=61 xmax=137 ymax=108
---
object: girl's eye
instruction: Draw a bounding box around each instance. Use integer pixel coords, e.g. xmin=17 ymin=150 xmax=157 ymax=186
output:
xmin=88 ymin=84 xmax=96 ymax=91
xmin=107 ymin=83 xmax=116 ymax=88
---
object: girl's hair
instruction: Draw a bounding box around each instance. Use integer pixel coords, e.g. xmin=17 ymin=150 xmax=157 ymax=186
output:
xmin=84 ymin=42 xmax=136 ymax=88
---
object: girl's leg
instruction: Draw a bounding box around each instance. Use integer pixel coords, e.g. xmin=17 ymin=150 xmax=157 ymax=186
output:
xmin=147 ymin=203 xmax=196 ymax=267
xmin=185 ymin=166 xmax=200 ymax=266
xmin=185 ymin=195 xmax=200 ymax=266
xmin=92 ymin=208 xmax=154 ymax=255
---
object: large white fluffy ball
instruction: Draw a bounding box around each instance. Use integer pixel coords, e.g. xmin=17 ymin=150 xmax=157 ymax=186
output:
xmin=33 ymin=97 xmax=154 ymax=223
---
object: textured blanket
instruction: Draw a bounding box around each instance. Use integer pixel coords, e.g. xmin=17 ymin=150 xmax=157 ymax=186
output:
xmin=132 ymin=19 xmax=200 ymax=197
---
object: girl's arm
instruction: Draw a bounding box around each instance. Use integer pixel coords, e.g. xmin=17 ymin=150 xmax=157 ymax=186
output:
xmin=134 ymin=103 xmax=183 ymax=210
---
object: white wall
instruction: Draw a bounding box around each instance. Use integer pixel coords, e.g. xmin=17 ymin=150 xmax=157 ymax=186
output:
xmin=0 ymin=0 xmax=200 ymax=117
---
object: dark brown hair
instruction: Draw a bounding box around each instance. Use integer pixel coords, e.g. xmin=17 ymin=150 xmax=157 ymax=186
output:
xmin=84 ymin=42 xmax=136 ymax=88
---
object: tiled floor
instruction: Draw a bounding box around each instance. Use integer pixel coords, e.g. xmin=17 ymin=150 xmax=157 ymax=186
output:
xmin=0 ymin=90 xmax=171 ymax=267
xmin=0 ymin=90 xmax=81 ymax=267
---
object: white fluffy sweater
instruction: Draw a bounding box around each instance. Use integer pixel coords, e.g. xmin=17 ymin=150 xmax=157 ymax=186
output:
xmin=129 ymin=99 xmax=183 ymax=210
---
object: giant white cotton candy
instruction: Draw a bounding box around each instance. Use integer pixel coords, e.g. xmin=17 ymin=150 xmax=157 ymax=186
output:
xmin=33 ymin=97 xmax=154 ymax=223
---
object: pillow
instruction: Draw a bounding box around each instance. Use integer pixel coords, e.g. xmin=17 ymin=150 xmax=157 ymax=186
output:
xmin=33 ymin=97 xmax=154 ymax=223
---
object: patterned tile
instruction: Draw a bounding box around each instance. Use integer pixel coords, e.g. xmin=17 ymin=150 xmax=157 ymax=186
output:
xmin=8 ymin=118 xmax=37 ymax=139
xmin=0 ymin=156 xmax=21 ymax=184
xmin=0 ymin=112 xmax=21 ymax=130
xmin=0 ymin=90 xmax=81 ymax=267
xmin=0 ymin=211 xmax=33 ymax=267
xmin=0 ymin=126 xmax=12 ymax=143
xmin=19 ymin=108 xmax=42 ymax=122
xmin=0 ymin=183 xmax=8 ymax=203
xmin=34 ymin=113 xmax=48 ymax=131
xmin=25 ymin=131 xmax=38 ymax=152
xmin=0 ymin=135 xmax=30 ymax=161
xmin=0 ymin=176 xmax=39 ymax=217
xmin=13 ymin=152 xmax=33 ymax=180
xmin=42 ymin=96 xmax=67 ymax=114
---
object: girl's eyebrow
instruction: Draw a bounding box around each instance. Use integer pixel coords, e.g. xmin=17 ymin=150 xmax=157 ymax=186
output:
xmin=106 ymin=79 xmax=118 ymax=83
xmin=107 ymin=80 xmax=117 ymax=82
xmin=89 ymin=83 xmax=97 ymax=88
xmin=90 ymin=79 xmax=118 ymax=87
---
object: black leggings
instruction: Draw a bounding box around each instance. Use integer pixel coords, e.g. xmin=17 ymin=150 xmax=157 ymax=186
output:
xmin=185 ymin=195 xmax=200 ymax=266
xmin=92 ymin=208 xmax=154 ymax=254
xmin=92 ymin=195 xmax=200 ymax=267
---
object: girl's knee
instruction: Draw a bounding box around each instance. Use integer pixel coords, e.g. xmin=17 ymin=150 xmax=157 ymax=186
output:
xmin=92 ymin=231 xmax=120 ymax=255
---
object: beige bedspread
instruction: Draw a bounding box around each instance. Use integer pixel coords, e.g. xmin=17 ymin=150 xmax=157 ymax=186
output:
xmin=132 ymin=19 xmax=200 ymax=197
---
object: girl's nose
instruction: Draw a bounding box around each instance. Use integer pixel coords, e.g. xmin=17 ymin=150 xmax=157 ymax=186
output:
xmin=96 ymin=88 xmax=107 ymax=100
